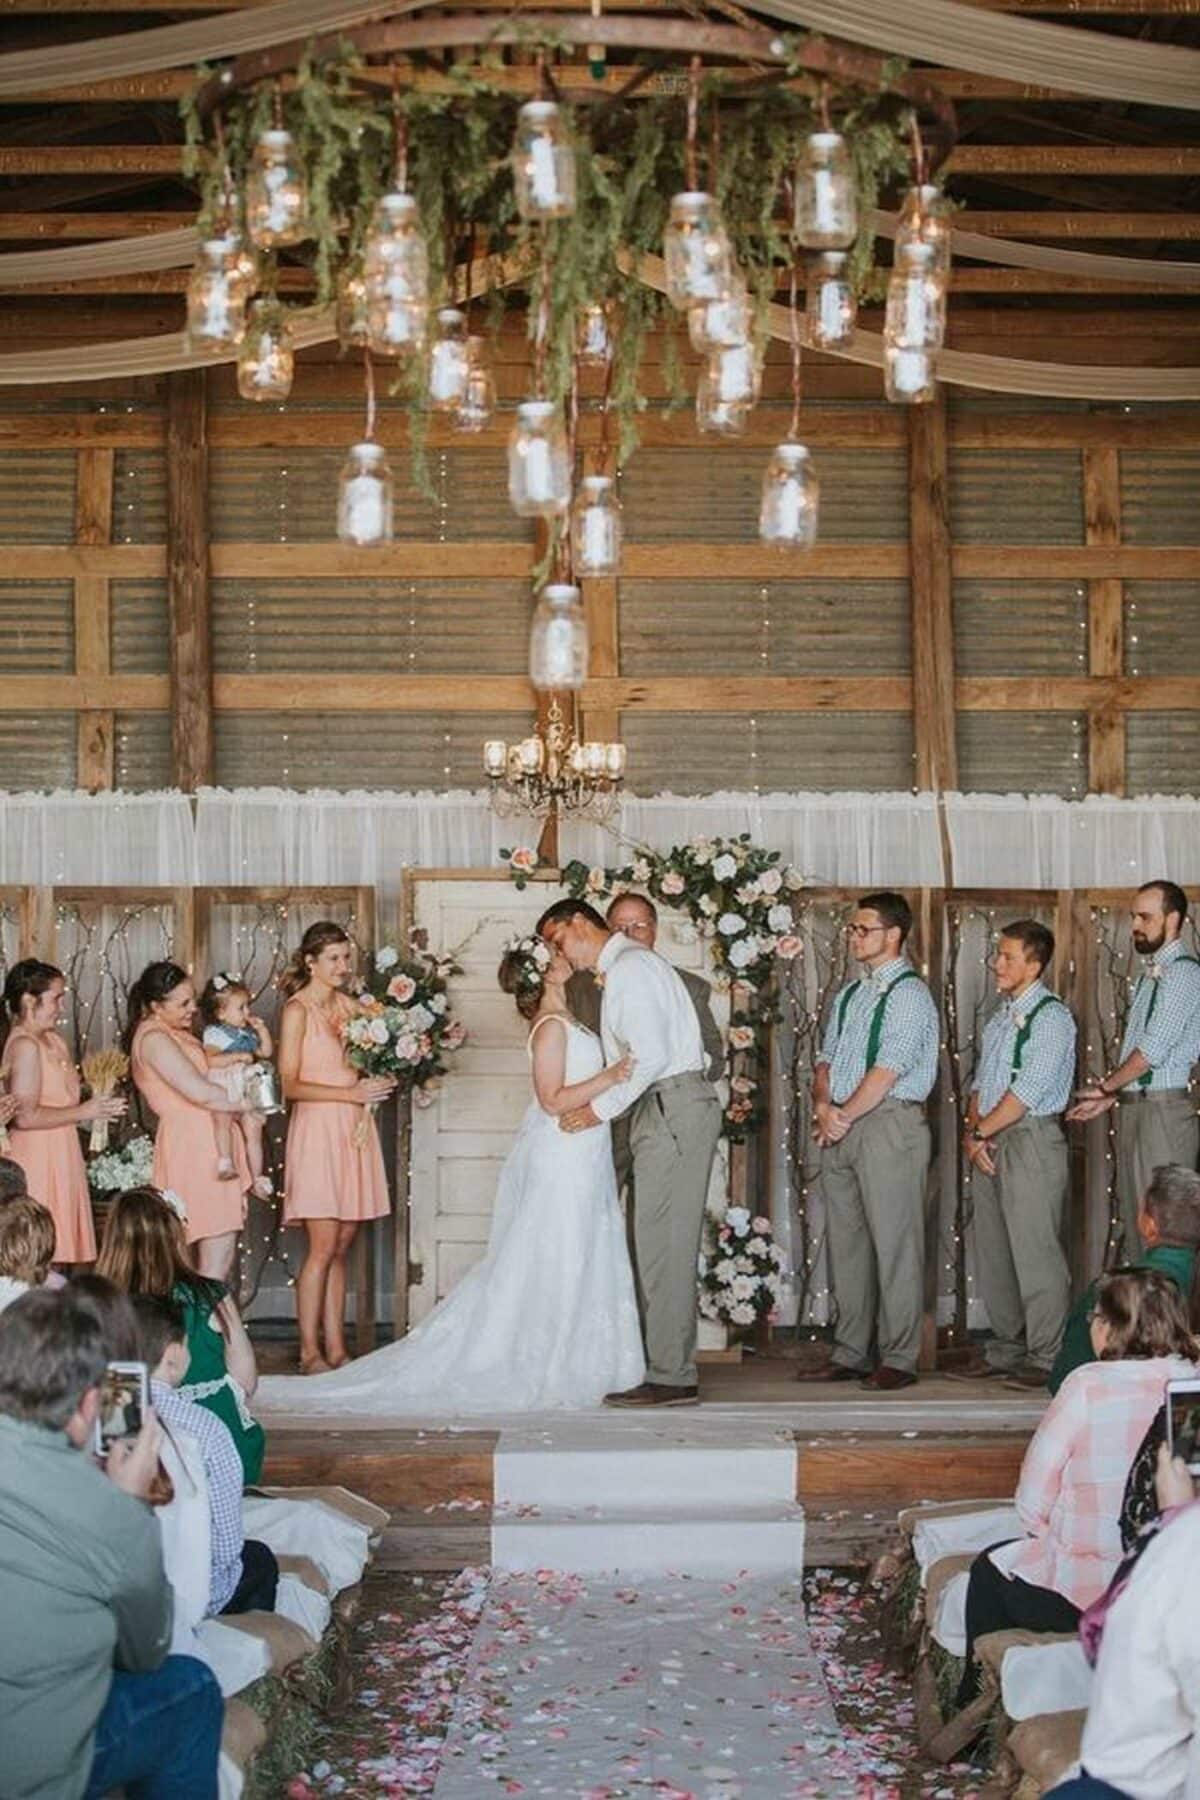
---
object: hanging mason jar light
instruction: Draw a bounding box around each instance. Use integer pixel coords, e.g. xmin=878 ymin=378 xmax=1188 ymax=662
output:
xmin=512 ymin=100 xmax=577 ymax=221
xmin=507 ymin=400 xmax=571 ymax=517
xmin=530 ymin=583 xmax=588 ymax=690
xmin=186 ymin=239 xmax=247 ymax=353
xmin=885 ymin=239 xmax=947 ymax=353
xmin=884 ymin=347 xmax=937 ymax=405
xmin=805 ymin=250 xmax=857 ymax=350
xmin=236 ymin=303 xmax=294 ymax=402
xmin=577 ymin=302 xmax=613 ymax=367
xmin=364 ymin=191 xmax=430 ymax=357
xmin=695 ymin=366 xmax=747 ymax=436
xmin=571 ymin=474 xmax=622 ymax=577
xmin=708 ymin=340 xmax=761 ymax=408
xmin=896 ymin=183 xmax=952 ymax=278
xmin=793 ymin=131 xmax=858 ymax=250
xmin=337 ymin=441 xmax=394 ymax=545
xmin=759 ymin=442 xmax=819 ymax=551
xmin=663 ymin=192 xmax=734 ymax=310
xmin=687 ymin=277 xmax=752 ymax=354
xmin=453 ymin=338 xmax=496 ymax=434
xmin=427 ymin=307 xmax=470 ymax=411
xmin=337 ymin=265 xmax=370 ymax=350
xmin=245 ymin=129 xmax=310 ymax=249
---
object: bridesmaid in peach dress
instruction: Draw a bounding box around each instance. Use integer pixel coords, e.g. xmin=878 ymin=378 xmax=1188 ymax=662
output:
xmin=127 ymin=960 xmax=249 ymax=1282
xmin=1 ymin=960 xmax=124 ymax=1266
xmin=278 ymin=922 xmax=395 ymax=1374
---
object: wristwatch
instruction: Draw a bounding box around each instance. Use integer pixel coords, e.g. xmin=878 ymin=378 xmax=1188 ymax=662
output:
xmin=968 ymin=1125 xmax=987 ymax=1144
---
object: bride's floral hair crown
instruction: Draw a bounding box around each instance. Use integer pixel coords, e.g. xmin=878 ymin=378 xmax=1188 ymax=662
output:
xmin=500 ymin=933 xmax=552 ymax=992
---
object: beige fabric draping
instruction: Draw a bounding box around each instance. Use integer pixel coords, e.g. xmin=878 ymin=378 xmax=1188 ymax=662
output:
xmin=746 ymin=0 xmax=1200 ymax=110
xmin=869 ymin=212 xmax=1200 ymax=293
xmin=0 ymin=228 xmax=200 ymax=291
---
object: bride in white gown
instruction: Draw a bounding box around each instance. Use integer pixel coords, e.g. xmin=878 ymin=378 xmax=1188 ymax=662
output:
xmin=257 ymin=937 xmax=645 ymax=1414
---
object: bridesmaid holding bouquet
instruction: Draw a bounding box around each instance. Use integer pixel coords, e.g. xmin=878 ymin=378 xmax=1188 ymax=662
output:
xmin=278 ymin=922 xmax=394 ymax=1374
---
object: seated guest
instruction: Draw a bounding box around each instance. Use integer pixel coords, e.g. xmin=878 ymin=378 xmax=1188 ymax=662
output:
xmin=0 ymin=1287 xmax=222 ymax=1800
xmin=1051 ymin=1164 xmax=1200 ymax=1395
xmin=98 ymin=1185 xmax=265 ymax=1484
xmin=132 ymin=1291 xmax=278 ymax=1617
xmin=0 ymin=1195 xmax=55 ymax=1313
xmin=0 ymin=1154 xmax=28 ymax=1203
xmin=957 ymin=1268 xmax=1197 ymax=1705
xmin=1052 ymin=1448 xmax=1199 ymax=1800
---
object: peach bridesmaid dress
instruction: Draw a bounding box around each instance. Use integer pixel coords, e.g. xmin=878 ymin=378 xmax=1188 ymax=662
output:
xmin=131 ymin=1020 xmax=248 ymax=1246
xmin=282 ymin=989 xmax=389 ymax=1225
xmin=1 ymin=1027 xmax=94 ymax=1262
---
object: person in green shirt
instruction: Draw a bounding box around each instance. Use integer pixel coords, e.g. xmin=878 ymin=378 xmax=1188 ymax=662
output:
xmin=0 ymin=1287 xmax=222 ymax=1800
xmin=1049 ymin=1161 xmax=1200 ymax=1395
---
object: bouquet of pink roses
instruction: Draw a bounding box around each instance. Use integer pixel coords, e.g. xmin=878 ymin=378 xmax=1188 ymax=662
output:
xmin=343 ymin=933 xmax=467 ymax=1137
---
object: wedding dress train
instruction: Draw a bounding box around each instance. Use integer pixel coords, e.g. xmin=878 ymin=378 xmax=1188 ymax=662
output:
xmin=257 ymin=1019 xmax=645 ymax=1414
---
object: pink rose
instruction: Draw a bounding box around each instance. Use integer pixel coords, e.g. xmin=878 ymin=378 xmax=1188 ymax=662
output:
xmin=660 ymin=871 xmax=686 ymax=896
xmin=509 ymin=847 xmax=538 ymax=873
xmin=753 ymin=1215 xmax=772 ymax=1234
xmin=776 ymin=934 xmax=802 ymax=960
xmin=728 ymin=1025 xmax=755 ymax=1050
xmin=387 ymin=974 xmax=417 ymax=1003
xmin=444 ymin=1020 xmax=467 ymax=1048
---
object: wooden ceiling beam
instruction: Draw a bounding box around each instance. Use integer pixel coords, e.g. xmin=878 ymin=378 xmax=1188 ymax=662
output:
xmin=1 ymin=0 xmax=1196 ymax=9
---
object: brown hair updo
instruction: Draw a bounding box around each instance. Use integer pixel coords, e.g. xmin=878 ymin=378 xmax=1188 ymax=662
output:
xmin=498 ymin=948 xmax=544 ymax=1023
xmin=279 ymin=922 xmax=352 ymax=1000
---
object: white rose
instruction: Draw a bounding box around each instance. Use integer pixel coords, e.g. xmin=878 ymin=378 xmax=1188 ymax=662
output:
xmin=712 ymin=853 xmax=738 ymax=882
xmin=748 ymin=1236 xmax=767 ymax=1257
xmin=726 ymin=1206 xmax=751 ymax=1235
xmin=731 ymin=1303 xmax=756 ymax=1326
xmin=586 ymin=866 xmax=607 ymax=893
xmin=728 ymin=937 xmax=757 ymax=969
xmin=715 ymin=1258 xmax=738 ymax=1284
xmin=717 ymin=913 xmax=745 ymax=937
xmin=660 ymin=871 xmax=686 ymax=897
xmin=730 ymin=1075 xmax=756 ymax=1095
xmin=735 ymin=882 xmax=760 ymax=905
xmin=691 ymin=839 xmax=713 ymax=866
xmin=406 ymin=1003 xmax=434 ymax=1032
xmin=631 ymin=858 xmax=652 ymax=884
xmin=375 ymin=945 xmax=400 ymax=971
xmin=758 ymin=868 xmax=783 ymax=896
xmin=429 ymin=993 xmax=447 ymax=1014
xmin=698 ymin=894 xmax=719 ymax=918
xmin=768 ymin=903 xmax=794 ymax=933
xmin=395 ymin=1033 xmax=421 ymax=1061
xmin=785 ymin=866 xmax=808 ymax=891
xmin=367 ymin=1017 xmax=391 ymax=1045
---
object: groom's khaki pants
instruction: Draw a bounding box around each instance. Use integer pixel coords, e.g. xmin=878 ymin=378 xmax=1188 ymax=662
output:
xmin=627 ymin=1073 xmax=722 ymax=1388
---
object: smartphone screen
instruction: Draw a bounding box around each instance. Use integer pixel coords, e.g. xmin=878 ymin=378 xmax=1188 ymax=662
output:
xmin=93 ymin=1361 xmax=148 ymax=1457
xmin=1166 ymin=1380 xmax=1200 ymax=1475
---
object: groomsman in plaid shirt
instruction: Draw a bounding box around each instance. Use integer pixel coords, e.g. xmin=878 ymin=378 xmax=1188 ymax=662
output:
xmin=801 ymin=891 xmax=939 ymax=1392
xmin=1069 ymin=879 xmax=1200 ymax=1258
xmin=959 ymin=919 xmax=1077 ymax=1390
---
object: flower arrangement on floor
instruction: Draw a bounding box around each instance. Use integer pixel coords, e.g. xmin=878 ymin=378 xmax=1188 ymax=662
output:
xmin=87 ymin=1131 xmax=154 ymax=1198
xmin=346 ymin=931 xmax=468 ymax=1118
xmin=698 ymin=1206 xmax=788 ymax=1329
xmin=500 ymin=835 xmax=808 ymax=1142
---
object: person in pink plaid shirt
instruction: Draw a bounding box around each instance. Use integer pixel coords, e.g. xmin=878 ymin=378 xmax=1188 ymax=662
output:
xmin=957 ymin=1268 xmax=1198 ymax=1706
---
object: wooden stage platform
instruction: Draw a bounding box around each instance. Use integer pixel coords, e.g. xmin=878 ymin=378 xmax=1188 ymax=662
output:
xmin=258 ymin=1356 xmax=1042 ymax=1570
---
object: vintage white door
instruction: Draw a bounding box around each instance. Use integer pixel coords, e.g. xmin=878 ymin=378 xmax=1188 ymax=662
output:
xmin=406 ymin=873 xmax=728 ymax=1328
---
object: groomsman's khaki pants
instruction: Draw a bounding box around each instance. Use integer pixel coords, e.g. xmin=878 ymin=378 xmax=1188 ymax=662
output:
xmin=971 ymin=1116 xmax=1070 ymax=1373
xmin=1116 ymin=1090 xmax=1199 ymax=1259
xmin=627 ymin=1073 xmax=722 ymax=1388
xmin=820 ymin=1100 xmax=929 ymax=1376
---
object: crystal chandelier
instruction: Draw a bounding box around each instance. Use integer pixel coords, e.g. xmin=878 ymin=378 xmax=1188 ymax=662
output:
xmin=483 ymin=700 xmax=626 ymax=823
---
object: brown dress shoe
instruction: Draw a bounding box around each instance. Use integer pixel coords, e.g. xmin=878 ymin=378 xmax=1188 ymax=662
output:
xmin=943 ymin=1362 xmax=1007 ymax=1383
xmin=604 ymin=1382 xmax=699 ymax=1408
xmin=796 ymin=1362 xmax=871 ymax=1383
xmin=860 ymin=1365 xmax=918 ymax=1391
xmin=1003 ymin=1363 xmax=1049 ymax=1391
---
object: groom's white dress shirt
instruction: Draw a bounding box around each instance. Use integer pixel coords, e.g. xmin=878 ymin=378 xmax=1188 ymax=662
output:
xmin=589 ymin=934 xmax=705 ymax=1122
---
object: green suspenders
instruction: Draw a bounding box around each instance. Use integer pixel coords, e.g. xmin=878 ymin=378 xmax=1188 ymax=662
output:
xmin=1011 ymin=993 xmax=1063 ymax=1077
xmin=1136 ymin=955 xmax=1200 ymax=1087
xmin=836 ymin=968 xmax=919 ymax=1071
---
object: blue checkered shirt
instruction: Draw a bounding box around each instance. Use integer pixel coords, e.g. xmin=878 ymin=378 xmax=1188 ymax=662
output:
xmin=972 ymin=980 xmax=1076 ymax=1117
xmin=1119 ymin=938 xmax=1200 ymax=1091
xmin=152 ymin=1379 xmax=245 ymax=1614
xmin=818 ymin=956 xmax=939 ymax=1105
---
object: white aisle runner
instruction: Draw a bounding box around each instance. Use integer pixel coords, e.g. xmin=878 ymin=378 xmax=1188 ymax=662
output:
xmin=432 ymin=1569 xmax=856 ymax=1799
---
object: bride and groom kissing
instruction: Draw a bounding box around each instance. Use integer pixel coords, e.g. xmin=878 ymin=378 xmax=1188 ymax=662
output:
xmin=261 ymin=893 xmax=723 ymax=1416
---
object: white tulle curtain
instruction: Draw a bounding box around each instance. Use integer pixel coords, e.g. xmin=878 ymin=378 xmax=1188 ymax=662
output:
xmin=2 ymin=786 xmax=1200 ymax=894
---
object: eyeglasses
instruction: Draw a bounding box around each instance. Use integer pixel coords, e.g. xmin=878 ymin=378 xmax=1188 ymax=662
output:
xmin=847 ymin=924 xmax=886 ymax=940
xmin=618 ymin=921 xmax=654 ymax=939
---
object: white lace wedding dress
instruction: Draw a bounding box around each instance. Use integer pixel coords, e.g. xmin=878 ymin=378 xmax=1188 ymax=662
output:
xmin=257 ymin=1017 xmax=645 ymax=1414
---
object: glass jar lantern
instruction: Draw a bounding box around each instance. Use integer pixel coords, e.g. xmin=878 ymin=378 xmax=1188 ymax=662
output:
xmin=186 ymin=240 xmax=247 ymax=353
xmin=427 ymin=307 xmax=470 ymax=410
xmin=337 ymin=441 xmax=394 ymax=545
xmin=337 ymin=267 xmax=370 ymax=349
xmin=805 ymin=251 xmax=857 ymax=350
xmin=688 ymin=279 xmax=752 ymax=354
xmin=885 ymin=240 xmax=946 ymax=352
xmin=577 ymin=302 xmax=613 ymax=367
xmin=896 ymin=183 xmax=952 ymax=278
xmin=512 ymin=100 xmax=577 ymax=221
xmin=236 ymin=305 xmax=294 ymax=402
xmin=759 ymin=442 xmax=819 ymax=551
xmin=708 ymin=341 xmax=761 ymax=408
xmin=453 ymin=338 xmax=496 ymax=433
xmin=663 ymin=192 xmax=734 ymax=310
xmin=695 ymin=366 xmax=747 ymax=436
xmin=245 ymin=129 xmax=309 ymax=249
xmin=793 ymin=131 xmax=858 ymax=250
xmin=884 ymin=346 xmax=937 ymax=405
xmin=530 ymin=583 xmax=588 ymax=690
xmin=571 ymin=474 xmax=622 ymax=577
xmin=507 ymin=400 xmax=571 ymax=517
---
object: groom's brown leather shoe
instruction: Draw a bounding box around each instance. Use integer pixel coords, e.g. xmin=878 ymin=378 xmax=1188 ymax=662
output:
xmin=603 ymin=1383 xmax=700 ymax=1408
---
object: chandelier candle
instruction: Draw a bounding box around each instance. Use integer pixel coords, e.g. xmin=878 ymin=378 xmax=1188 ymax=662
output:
xmin=805 ymin=251 xmax=857 ymax=350
xmin=885 ymin=345 xmax=936 ymax=404
xmin=512 ymin=101 xmax=577 ymax=220
xmin=759 ymin=442 xmax=819 ymax=551
xmin=571 ymin=475 xmax=622 ymax=577
xmin=664 ymin=192 xmax=734 ymax=309
xmin=245 ymin=128 xmax=310 ymax=248
xmin=530 ymin=583 xmax=588 ymax=691
xmin=793 ymin=131 xmax=858 ymax=249
xmin=427 ymin=307 xmax=470 ymax=409
xmin=508 ymin=401 xmax=571 ymax=517
xmin=337 ymin=441 xmax=394 ymax=545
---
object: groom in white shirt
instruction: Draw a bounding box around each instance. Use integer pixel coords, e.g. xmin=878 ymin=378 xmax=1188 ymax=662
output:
xmin=537 ymin=898 xmax=722 ymax=1407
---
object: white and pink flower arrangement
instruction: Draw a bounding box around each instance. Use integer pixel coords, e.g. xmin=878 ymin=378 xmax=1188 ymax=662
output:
xmin=344 ymin=931 xmax=467 ymax=1112
xmin=698 ymin=1206 xmax=788 ymax=1329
